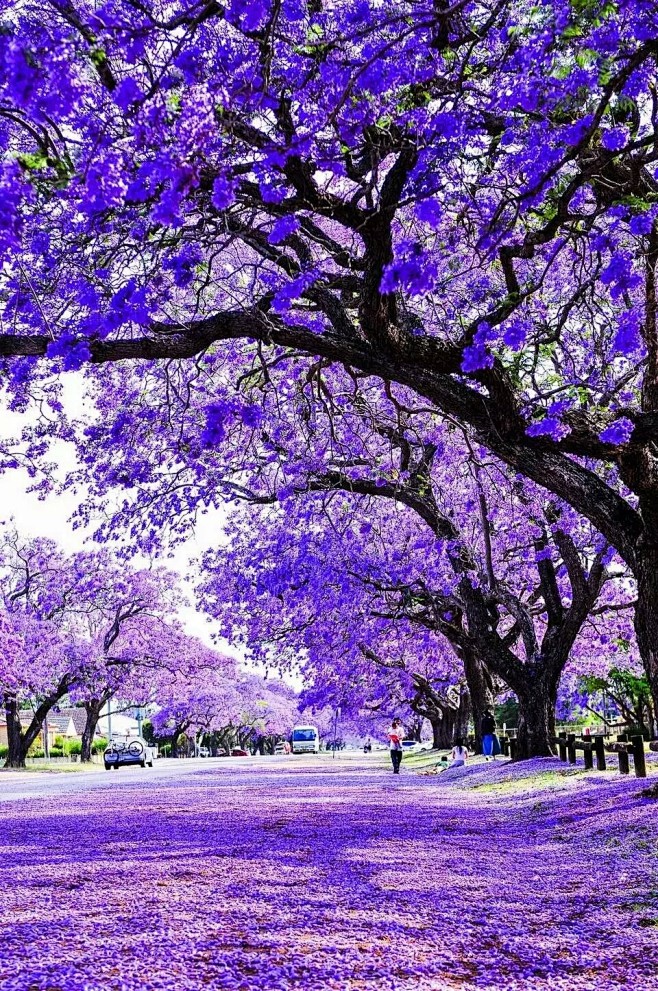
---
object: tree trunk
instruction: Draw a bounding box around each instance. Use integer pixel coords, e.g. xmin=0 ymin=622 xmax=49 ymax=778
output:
xmin=634 ymin=547 xmax=658 ymax=733
xmin=462 ymin=649 xmax=495 ymax=753
xmin=428 ymin=710 xmax=459 ymax=749
xmin=515 ymin=679 xmax=558 ymax=759
xmin=429 ymin=714 xmax=448 ymax=749
xmin=81 ymin=699 xmax=105 ymax=762
xmin=4 ymin=696 xmax=26 ymax=769
xmin=409 ymin=716 xmax=423 ymax=742
xmin=171 ymin=730 xmax=181 ymax=758
xmin=426 ymin=689 xmax=471 ymax=748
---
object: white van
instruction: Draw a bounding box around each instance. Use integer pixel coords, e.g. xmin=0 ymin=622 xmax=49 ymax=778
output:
xmin=291 ymin=725 xmax=320 ymax=754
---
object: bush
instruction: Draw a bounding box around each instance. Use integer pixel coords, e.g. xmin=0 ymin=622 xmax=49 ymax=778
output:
xmin=0 ymin=745 xmax=8 ymax=759
xmin=141 ymin=720 xmax=155 ymax=745
xmin=30 ymin=748 xmax=45 ymax=758
xmin=49 ymin=746 xmax=64 ymax=757
xmin=67 ymin=740 xmax=82 ymax=756
xmin=91 ymin=737 xmax=108 ymax=755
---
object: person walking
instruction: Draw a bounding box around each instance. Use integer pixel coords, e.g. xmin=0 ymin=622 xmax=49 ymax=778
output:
xmin=481 ymin=709 xmax=496 ymax=760
xmin=387 ymin=718 xmax=404 ymax=774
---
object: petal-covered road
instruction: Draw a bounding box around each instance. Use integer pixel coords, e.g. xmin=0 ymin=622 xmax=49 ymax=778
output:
xmin=1 ymin=754 xmax=657 ymax=991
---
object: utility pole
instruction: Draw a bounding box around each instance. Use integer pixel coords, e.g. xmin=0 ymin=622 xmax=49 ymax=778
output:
xmin=332 ymin=707 xmax=341 ymax=759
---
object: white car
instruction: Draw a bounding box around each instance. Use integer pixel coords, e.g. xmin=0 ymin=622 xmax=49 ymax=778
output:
xmin=104 ymin=736 xmax=158 ymax=770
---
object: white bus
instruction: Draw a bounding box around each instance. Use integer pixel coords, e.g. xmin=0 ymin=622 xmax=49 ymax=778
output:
xmin=291 ymin=725 xmax=320 ymax=754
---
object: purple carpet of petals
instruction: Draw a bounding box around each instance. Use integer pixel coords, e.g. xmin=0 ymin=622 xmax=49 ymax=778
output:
xmin=1 ymin=755 xmax=658 ymax=991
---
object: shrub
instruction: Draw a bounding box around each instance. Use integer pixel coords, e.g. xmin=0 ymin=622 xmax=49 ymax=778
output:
xmin=49 ymin=747 xmax=64 ymax=757
xmin=30 ymin=748 xmax=45 ymax=758
xmin=91 ymin=737 xmax=108 ymax=755
xmin=67 ymin=740 xmax=82 ymax=756
xmin=54 ymin=735 xmax=65 ymax=749
xmin=0 ymin=745 xmax=8 ymax=759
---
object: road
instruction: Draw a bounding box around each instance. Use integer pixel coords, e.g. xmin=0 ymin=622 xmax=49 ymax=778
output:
xmin=0 ymin=753 xmax=657 ymax=991
xmin=0 ymin=753 xmax=280 ymax=802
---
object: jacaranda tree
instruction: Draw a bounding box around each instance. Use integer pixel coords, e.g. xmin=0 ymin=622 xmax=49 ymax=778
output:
xmin=200 ymin=457 xmax=634 ymax=757
xmin=0 ymin=529 xmax=183 ymax=766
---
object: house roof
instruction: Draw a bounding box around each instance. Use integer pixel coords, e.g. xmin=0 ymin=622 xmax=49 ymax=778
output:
xmin=18 ymin=712 xmax=77 ymax=736
xmin=52 ymin=707 xmax=88 ymax=736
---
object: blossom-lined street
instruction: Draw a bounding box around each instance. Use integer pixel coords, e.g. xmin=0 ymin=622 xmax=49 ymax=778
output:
xmin=1 ymin=754 xmax=657 ymax=991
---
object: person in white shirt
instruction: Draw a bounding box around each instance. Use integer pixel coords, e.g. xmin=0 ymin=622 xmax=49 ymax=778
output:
xmin=450 ymin=738 xmax=469 ymax=768
xmin=387 ymin=718 xmax=404 ymax=773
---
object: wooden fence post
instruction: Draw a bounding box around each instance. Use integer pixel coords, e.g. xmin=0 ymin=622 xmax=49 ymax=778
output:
xmin=631 ymin=735 xmax=647 ymax=778
xmin=583 ymin=743 xmax=593 ymax=770
xmin=509 ymin=738 xmax=517 ymax=760
xmin=567 ymin=733 xmax=577 ymax=765
xmin=558 ymin=732 xmax=567 ymax=762
xmin=594 ymin=735 xmax=606 ymax=772
xmin=617 ymin=733 xmax=630 ymax=775
xmin=500 ymin=736 xmax=509 ymax=757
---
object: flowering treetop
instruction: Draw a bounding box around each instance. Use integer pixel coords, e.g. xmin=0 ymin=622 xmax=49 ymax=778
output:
xmin=0 ymin=2 xmax=655 ymax=530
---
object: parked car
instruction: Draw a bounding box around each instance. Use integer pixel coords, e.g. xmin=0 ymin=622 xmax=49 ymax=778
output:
xmin=401 ymin=740 xmax=422 ymax=753
xmin=231 ymin=747 xmax=249 ymax=757
xmin=274 ymin=742 xmax=287 ymax=755
xmin=197 ymin=746 xmax=211 ymax=758
xmin=104 ymin=736 xmax=158 ymax=770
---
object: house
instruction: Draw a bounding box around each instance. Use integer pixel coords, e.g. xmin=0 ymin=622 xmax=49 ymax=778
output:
xmin=0 ymin=711 xmax=78 ymax=749
xmin=51 ymin=707 xmax=89 ymax=737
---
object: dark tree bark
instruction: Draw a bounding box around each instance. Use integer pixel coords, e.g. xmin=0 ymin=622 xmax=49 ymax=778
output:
xmin=461 ymin=648 xmax=495 ymax=753
xmin=3 ymin=678 xmax=72 ymax=768
xmin=169 ymin=725 xmax=187 ymax=757
xmin=425 ymin=690 xmax=470 ymax=748
xmin=515 ymin=675 xmax=560 ymax=760
xmin=411 ymin=676 xmax=472 ymax=749
xmin=81 ymin=697 xmax=108 ymax=762
xmin=3 ymin=696 xmax=26 ymax=769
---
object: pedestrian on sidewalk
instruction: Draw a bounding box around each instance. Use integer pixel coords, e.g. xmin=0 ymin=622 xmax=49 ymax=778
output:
xmin=450 ymin=738 xmax=469 ymax=768
xmin=387 ymin=718 xmax=404 ymax=774
xmin=481 ymin=709 xmax=497 ymax=760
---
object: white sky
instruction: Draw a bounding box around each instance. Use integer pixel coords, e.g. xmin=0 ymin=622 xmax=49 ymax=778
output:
xmin=0 ymin=400 xmax=239 ymax=656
